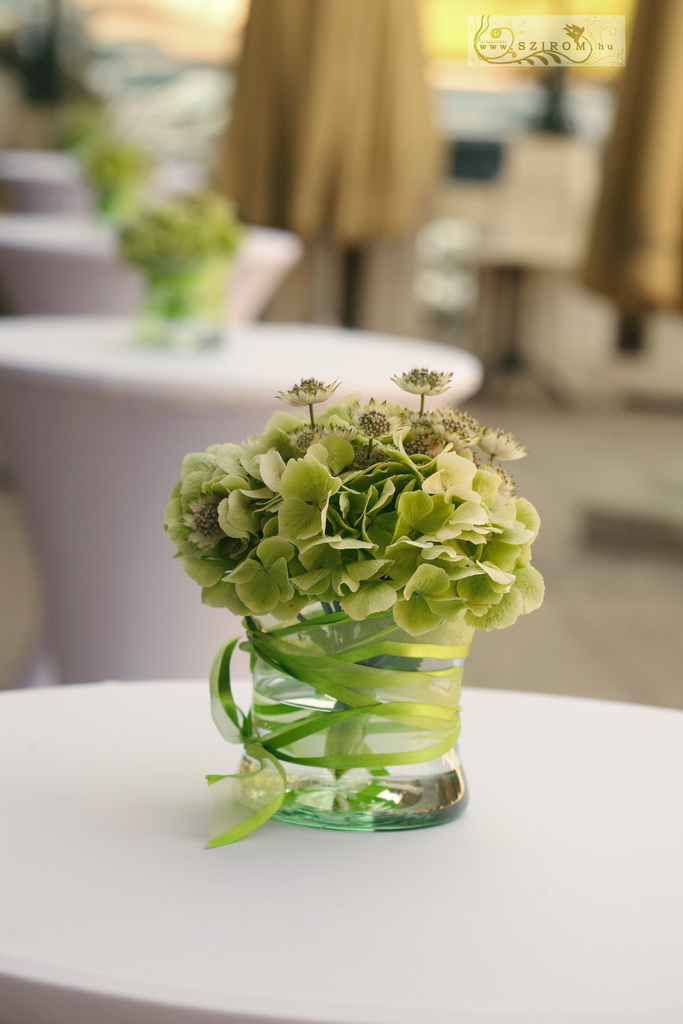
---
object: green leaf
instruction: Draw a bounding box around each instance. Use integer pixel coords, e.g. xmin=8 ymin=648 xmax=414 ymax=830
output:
xmin=224 ymin=558 xmax=259 ymax=584
xmin=476 ymin=560 xmax=516 ymax=586
xmin=181 ymin=452 xmax=215 ymax=478
xmin=219 ymin=490 xmax=258 ymax=538
xmin=236 ymin=570 xmax=282 ymax=614
xmin=515 ymin=498 xmax=541 ymax=540
xmin=344 ymin=559 xmax=387 ymax=584
xmin=318 ymin=434 xmax=355 ymax=474
xmin=180 ymin=469 xmax=208 ymax=505
xmin=393 ymin=595 xmax=443 ymax=636
xmin=279 ymin=454 xmax=340 ymax=505
xmin=482 ymin=541 xmax=520 ymax=572
xmin=472 ymin=468 xmax=501 ymax=503
xmin=278 ymin=497 xmax=323 ymax=541
xmin=211 ymin=443 xmax=244 ymax=475
xmin=422 ymin=452 xmax=477 ymax=495
xmin=404 ymin=563 xmax=450 ymax=599
xmin=201 ymin=580 xmax=247 ymax=611
xmin=465 ymin=588 xmax=524 ymax=630
xmin=258 ymin=449 xmax=287 ymax=492
xmin=513 ymin=567 xmax=545 ymax=613
xmin=300 ymin=536 xmax=374 ymax=552
xmin=181 ymin=557 xmax=225 ymax=587
xmin=341 ymin=582 xmax=397 ymax=620
xmin=395 ymin=490 xmax=433 ymax=531
xmin=291 ymin=567 xmax=332 ymax=593
xmin=257 ymin=537 xmax=294 ymax=566
xmin=457 ymin=573 xmax=503 ymax=606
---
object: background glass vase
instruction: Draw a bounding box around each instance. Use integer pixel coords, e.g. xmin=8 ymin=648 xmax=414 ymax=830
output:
xmin=95 ymin=181 xmax=145 ymax=225
xmin=240 ymin=607 xmax=469 ymax=832
xmin=135 ymin=258 xmax=229 ymax=351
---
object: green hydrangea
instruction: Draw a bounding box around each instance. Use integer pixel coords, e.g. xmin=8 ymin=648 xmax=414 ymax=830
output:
xmin=165 ymin=375 xmax=544 ymax=638
xmin=120 ymin=191 xmax=244 ymax=275
xmin=83 ymin=137 xmax=151 ymax=192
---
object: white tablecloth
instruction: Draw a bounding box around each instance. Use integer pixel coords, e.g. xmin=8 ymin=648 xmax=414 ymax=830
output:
xmin=0 ymin=319 xmax=482 ymax=685
xmin=0 ymin=217 xmax=303 ymax=321
xmin=0 ymin=317 xmax=481 ymax=402
xmin=0 ymin=681 xmax=681 ymax=1024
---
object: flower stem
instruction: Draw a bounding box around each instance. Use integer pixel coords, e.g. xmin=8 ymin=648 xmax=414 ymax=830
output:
xmin=308 ymin=404 xmax=315 ymax=428
xmin=419 ymin=394 xmax=425 ymax=415
xmin=366 ymin=438 xmax=373 ymax=458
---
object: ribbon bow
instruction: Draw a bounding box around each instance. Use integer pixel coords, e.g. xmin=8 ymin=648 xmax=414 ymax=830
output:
xmin=206 ymin=609 xmax=468 ymax=847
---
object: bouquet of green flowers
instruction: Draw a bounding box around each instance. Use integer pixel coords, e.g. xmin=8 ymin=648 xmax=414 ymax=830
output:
xmin=120 ymin=191 xmax=244 ymax=277
xmin=82 ymin=137 xmax=152 ymax=222
xmin=166 ymin=369 xmax=544 ymax=845
xmin=55 ymin=100 xmax=108 ymax=156
xmin=120 ymin=191 xmax=244 ymax=350
xmin=165 ymin=370 xmax=543 ymax=642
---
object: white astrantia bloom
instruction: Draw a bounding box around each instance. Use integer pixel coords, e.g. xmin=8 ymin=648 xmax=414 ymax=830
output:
xmin=477 ymin=428 xmax=527 ymax=462
xmin=352 ymin=399 xmax=403 ymax=440
xmin=183 ymin=497 xmax=224 ymax=549
xmin=392 ymin=367 xmax=453 ymax=397
xmin=276 ymin=378 xmax=340 ymax=408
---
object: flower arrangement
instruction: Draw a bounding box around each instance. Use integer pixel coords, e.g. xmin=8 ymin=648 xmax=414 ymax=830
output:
xmin=82 ymin=137 xmax=152 ymax=222
xmin=55 ymin=100 xmax=108 ymax=156
xmin=165 ymin=370 xmax=543 ymax=642
xmin=166 ymin=370 xmax=544 ymax=845
xmin=120 ymin=191 xmax=244 ymax=350
xmin=120 ymin=191 xmax=244 ymax=277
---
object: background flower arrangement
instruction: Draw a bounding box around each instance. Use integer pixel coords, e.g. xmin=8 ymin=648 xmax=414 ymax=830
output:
xmin=165 ymin=370 xmax=544 ymax=644
xmin=120 ymin=190 xmax=244 ymax=349
xmin=82 ymin=135 xmax=152 ymax=222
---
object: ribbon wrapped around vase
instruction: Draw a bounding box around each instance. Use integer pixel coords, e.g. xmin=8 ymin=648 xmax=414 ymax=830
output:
xmin=206 ymin=609 xmax=468 ymax=847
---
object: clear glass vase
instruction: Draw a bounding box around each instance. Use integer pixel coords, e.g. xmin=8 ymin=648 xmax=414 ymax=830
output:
xmin=134 ymin=259 xmax=228 ymax=351
xmin=239 ymin=609 xmax=469 ymax=832
xmin=95 ymin=181 xmax=145 ymax=224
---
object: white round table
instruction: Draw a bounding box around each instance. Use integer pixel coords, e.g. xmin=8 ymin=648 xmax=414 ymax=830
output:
xmin=0 ymin=319 xmax=482 ymax=685
xmin=1 ymin=681 xmax=681 ymax=1024
xmin=0 ymin=216 xmax=303 ymax=322
xmin=0 ymin=150 xmax=205 ymax=214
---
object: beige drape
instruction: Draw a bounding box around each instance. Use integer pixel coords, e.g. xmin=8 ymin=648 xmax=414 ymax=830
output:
xmin=215 ymin=0 xmax=438 ymax=247
xmin=584 ymin=0 xmax=683 ymax=311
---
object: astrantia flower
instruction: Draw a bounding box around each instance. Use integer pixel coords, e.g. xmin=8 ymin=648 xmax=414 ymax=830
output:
xmin=478 ymin=428 xmax=527 ymax=462
xmin=353 ymin=399 xmax=402 ymax=440
xmin=403 ymin=415 xmax=444 ymax=458
xmin=392 ymin=368 xmax=453 ymax=397
xmin=433 ymin=410 xmax=482 ymax=450
xmin=495 ymin=466 xmax=517 ymax=500
xmin=322 ymin=416 xmax=358 ymax=442
xmin=290 ymin=427 xmax=324 ymax=452
xmin=352 ymin=447 xmax=389 ymax=469
xmin=183 ymin=497 xmax=224 ymax=549
xmin=276 ymin=378 xmax=340 ymax=408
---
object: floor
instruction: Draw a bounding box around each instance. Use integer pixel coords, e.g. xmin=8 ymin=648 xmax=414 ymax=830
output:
xmin=1 ymin=397 xmax=682 ymax=709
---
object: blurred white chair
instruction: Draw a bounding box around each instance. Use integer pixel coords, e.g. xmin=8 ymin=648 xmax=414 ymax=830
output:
xmin=0 ymin=216 xmax=304 ymax=323
xmin=0 ymin=318 xmax=483 ymax=685
xmin=0 ymin=150 xmax=206 ymax=214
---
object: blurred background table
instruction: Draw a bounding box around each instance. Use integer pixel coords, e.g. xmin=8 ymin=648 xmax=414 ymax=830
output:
xmin=0 ymin=215 xmax=304 ymax=323
xmin=0 ymin=149 xmax=205 ymax=214
xmin=0 ymin=318 xmax=482 ymax=686
xmin=1 ymin=680 xmax=681 ymax=1024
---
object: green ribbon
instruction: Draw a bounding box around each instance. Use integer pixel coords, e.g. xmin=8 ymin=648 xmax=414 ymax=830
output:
xmin=205 ymin=611 xmax=468 ymax=847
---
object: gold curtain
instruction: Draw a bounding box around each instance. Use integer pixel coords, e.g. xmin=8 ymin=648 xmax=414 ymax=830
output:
xmin=584 ymin=0 xmax=683 ymax=311
xmin=215 ymin=0 xmax=438 ymax=247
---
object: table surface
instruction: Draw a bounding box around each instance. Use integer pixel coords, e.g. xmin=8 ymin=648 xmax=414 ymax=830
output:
xmin=1 ymin=681 xmax=682 ymax=1024
xmin=0 ymin=215 xmax=296 ymax=258
xmin=0 ymin=318 xmax=482 ymax=405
